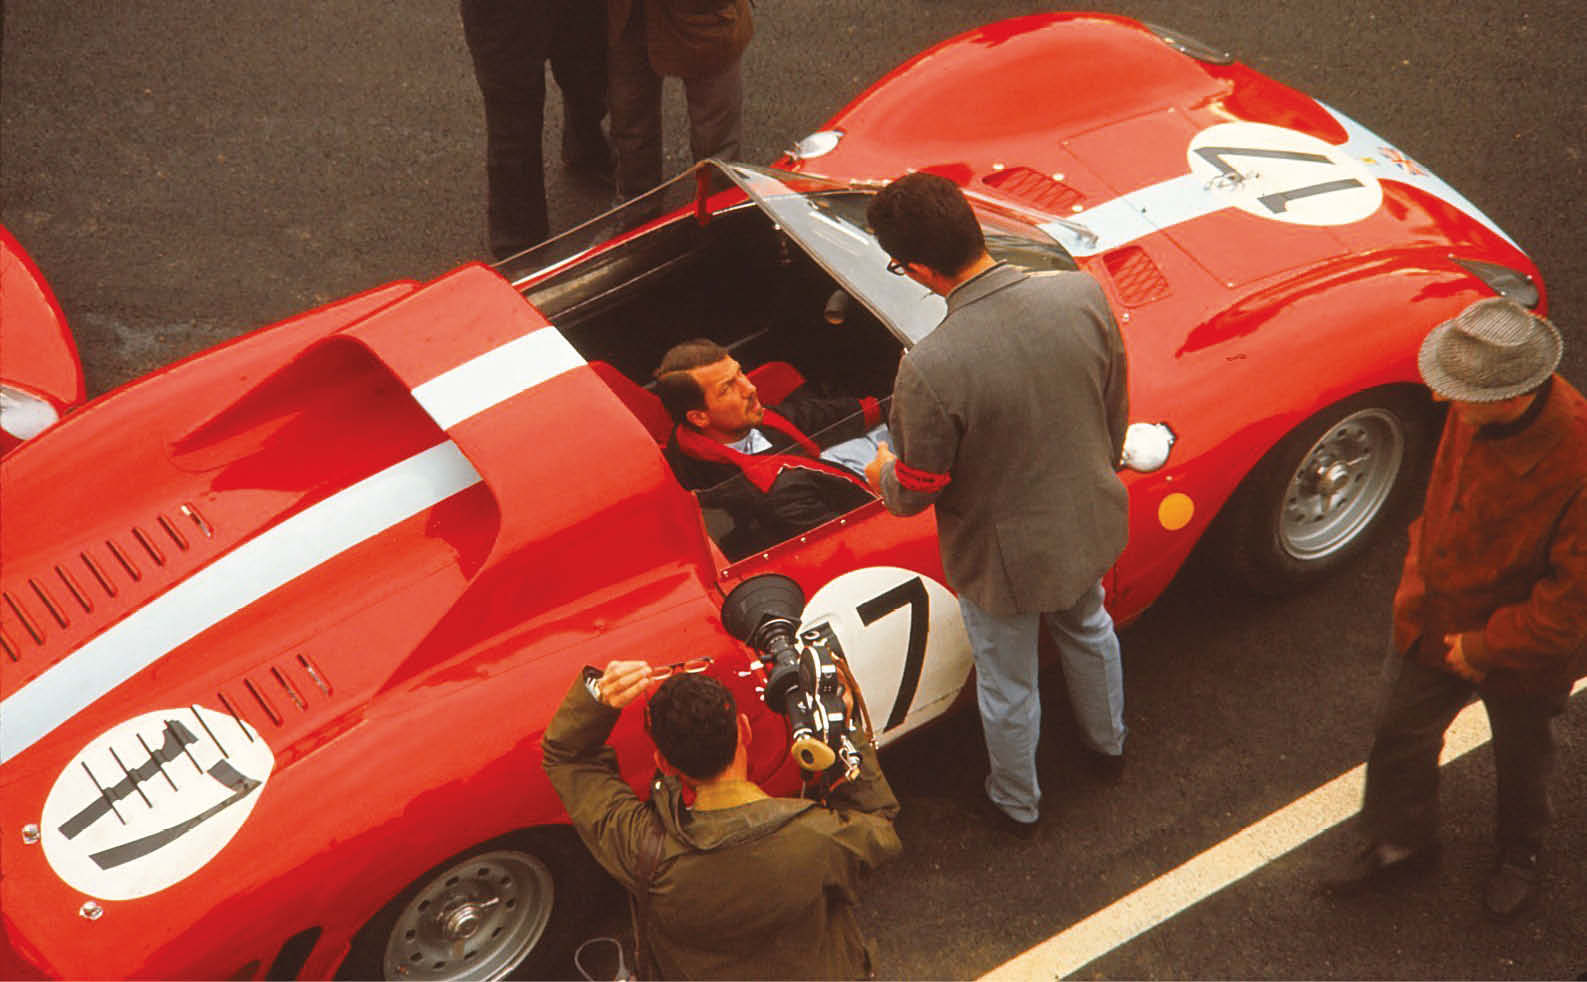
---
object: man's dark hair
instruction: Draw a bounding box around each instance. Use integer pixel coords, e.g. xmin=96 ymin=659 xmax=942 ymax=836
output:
xmin=653 ymin=338 xmax=731 ymax=424
xmin=646 ymin=672 xmax=738 ymax=781
xmin=866 ymin=172 xmax=986 ymax=277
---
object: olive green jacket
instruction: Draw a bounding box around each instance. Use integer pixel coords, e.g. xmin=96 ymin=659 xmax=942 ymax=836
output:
xmin=542 ymin=678 xmax=902 ymax=979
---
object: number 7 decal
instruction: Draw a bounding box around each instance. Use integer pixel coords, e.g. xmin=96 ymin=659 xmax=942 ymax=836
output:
xmin=1187 ymin=121 xmax=1382 ymax=227
xmin=856 ymin=577 xmax=929 ymax=731
xmin=1193 ymin=145 xmax=1365 ymax=214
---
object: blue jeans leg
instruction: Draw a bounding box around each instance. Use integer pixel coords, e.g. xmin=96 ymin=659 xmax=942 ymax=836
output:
xmin=1044 ymin=580 xmax=1127 ymax=756
xmin=958 ymin=596 xmax=1042 ymax=823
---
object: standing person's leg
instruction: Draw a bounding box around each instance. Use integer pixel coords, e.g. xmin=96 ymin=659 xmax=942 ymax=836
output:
xmin=1325 ymin=645 xmax=1468 ymax=890
xmin=460 ymin=0 xmax=553 ymax=257
xmin=606 ymin=2 xmax=664 ymax=200
xmin=1480 ymin=687 xmax=1564 ymax=917
xmin=680 ymin=57 xmax=743 ymax=164
xmin=958 ymin=596 xmax=1042 ymax=824
xmin=1043 ymin=580 xmax=1126 ymax=757
xmin=547 ymin=0 xmax=611 ymax=174
xmin=1359 ymin=649 xmax=1472 ymax=850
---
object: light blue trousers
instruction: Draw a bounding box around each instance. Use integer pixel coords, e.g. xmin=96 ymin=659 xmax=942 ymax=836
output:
xmin=958 ymin=581 xmax=1127 ymax=822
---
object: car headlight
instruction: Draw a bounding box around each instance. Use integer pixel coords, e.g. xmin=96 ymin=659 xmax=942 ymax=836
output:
xmin=788 ymin=130 xmax=843 ymax=161
xmin=1451 ymin=257 xmax=1541 ymax=309
xmin=1121 ymin=422 xmax=1176 ymax=472
xmin=0 ymin=384 xmax=61 ymax=442
xmin=1144 ymin=23 xmax=1234 ymax=65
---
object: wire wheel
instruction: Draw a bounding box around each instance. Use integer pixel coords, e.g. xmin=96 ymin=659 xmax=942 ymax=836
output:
xmin=380 ymin=848 xmax=554 ymax=982
xmin=1277 ymin=407 xmax=1406 ymax=561
xmin=1208 ymin=388 xmax=1433 ymax=594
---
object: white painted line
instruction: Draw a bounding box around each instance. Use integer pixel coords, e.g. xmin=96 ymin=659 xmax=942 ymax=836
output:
xmin=983 ymin=676 xmax=1587 ymax=981
xmin=411 ymin=327 xmax=584 ymax=430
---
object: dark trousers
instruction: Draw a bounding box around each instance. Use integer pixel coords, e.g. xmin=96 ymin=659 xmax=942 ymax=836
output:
xmin=461 ymin=0 xmax=607 ymax=257
xmin=607 ymin=1 xmax=743 ymax=200
xmin=1362 ymin=648 xmax=1563 ymax=853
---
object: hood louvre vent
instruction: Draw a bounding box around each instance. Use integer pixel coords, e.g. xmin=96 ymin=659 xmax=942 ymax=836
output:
xmin=980 ymin=167 xmax=1085 ymax=214
xmin=220 ymin=656 xmax=333 ymax=731
xmin=56 ymin=564 xmax=94 ymax=613
xmin=1103 ymin=246 xmax=1171 ymax=307
xmin=30 ymin=579 xmax=69 ymax=628
xmin=1 ymin=503 xmax=219 ymax=665
xmin=4 ymin=590 xmax=45 ymax=645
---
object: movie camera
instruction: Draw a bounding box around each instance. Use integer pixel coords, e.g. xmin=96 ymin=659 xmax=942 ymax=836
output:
xmin=720 ymin=574 xmax=867 ymax=783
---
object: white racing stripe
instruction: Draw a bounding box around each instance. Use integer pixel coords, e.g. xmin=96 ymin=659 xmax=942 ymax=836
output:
xmin=412 ymin=327 xmax=584 ymax=430
xmin=1041 ymin=103 xmax=1519 ymax=257
xmin=1 ymin=325 xmax=586 ymax=765
xmin=983 ymin=676 xmax=1587 ymax=981
xmin=0 ymin=442 xmax=484 ymax=764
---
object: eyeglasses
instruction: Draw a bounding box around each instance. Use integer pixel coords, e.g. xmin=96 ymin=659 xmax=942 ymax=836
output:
xmin=886 ymin=258 xmax=908 ymax=276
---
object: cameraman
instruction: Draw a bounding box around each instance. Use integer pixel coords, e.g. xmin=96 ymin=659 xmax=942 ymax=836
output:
xmin=542 ymin=660 xmax=902 ymax=979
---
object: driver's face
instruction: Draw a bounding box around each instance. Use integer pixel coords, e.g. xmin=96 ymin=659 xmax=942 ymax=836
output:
xmin=688 ymin=357 xmax=764 ymax=439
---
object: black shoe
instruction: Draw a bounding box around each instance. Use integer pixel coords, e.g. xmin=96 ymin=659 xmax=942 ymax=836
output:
xmin=1321 ymin=841 xmax=1440 ymax=894
xmin=1483 ymin=847 xmax=1539 ymax=920
xmin=977 ymin=796 xmax=1039 ymax=841
xmin=563 ymin=142 xmax=616 ymax=188
xmin=1083 ymin=748 xmax=1126 ymax=784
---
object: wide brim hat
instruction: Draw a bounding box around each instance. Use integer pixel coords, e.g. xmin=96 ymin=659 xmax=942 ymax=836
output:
xmin=1417 ymin=297 xmax=1562 ymax=403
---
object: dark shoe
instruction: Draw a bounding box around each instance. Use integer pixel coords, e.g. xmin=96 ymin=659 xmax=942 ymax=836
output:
xmin=1321 ymin=841 xmax=1439 ymax=894
xmin=563 ymin=142 xmax=616 ymax=188
xmin=1083 ymin=748 xmax=1126 ymax=784
xmin=977 ymin=796 xmax=1039 ymax=841
xmin=1483 ymin=847 xmax=1539 ymax=920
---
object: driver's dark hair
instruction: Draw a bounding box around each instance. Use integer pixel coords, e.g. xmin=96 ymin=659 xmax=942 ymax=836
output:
xmin=653 ymin=338 xmax=732 ymax=424
xmin=646 ymin=672 xmax=738 ymax=781
xmin=867 ymin=172 xmax=986 ymax=277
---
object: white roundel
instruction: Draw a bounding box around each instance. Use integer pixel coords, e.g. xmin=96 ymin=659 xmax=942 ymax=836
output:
xmin=801 ymin=567 xmax=972 ymax=746
xmin=40 ymin=706 xmax=274 ymax=901
xmin=1188 ymin=121 xmax=1382 ymax=227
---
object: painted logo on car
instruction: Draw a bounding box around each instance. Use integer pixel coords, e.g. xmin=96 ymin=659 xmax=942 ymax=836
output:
xmin=40 ymin=706 xmax=274 ymax=901
xmin=1187 ymin=120 xmax=1383 ymax=227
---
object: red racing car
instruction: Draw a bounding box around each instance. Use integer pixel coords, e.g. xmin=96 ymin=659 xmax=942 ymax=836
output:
xmin=0 ymin=227 xmax=84 ymax=454
xmin=0 ymin=13 xmax=1544 ymax=981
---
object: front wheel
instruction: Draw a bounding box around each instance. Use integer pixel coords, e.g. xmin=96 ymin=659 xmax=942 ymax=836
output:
xmin=1210 ymin=389 xmax=1434 ymax=594
xmin=338 ymin=828 xmax=606 ymax=981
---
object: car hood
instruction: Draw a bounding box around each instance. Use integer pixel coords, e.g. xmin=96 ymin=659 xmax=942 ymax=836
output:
xmin=787 ymin=12 xmax=1528 ymax=288
xmin=0 ymin=265 xmax=712 ymax=778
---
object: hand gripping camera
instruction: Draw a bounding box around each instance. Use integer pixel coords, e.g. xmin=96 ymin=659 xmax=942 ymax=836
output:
xmin=720 ymin=574 xmax=866 ymax=783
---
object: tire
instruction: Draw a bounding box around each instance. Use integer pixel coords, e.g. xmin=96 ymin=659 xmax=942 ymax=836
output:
xmin=1210 ymin=388 xmax=1434 ymax=594
xmin=338 ymin=827 xmax=610 ymax=982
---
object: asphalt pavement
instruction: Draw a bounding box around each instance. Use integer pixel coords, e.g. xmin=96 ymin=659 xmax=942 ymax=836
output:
xmin=4 ymin=1 xmax=1585 ymax=978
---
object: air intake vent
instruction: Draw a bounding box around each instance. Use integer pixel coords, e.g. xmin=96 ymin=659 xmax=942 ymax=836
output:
xmin=219 ymin=654 xmax=334 ymax=730
xmin=0 ymin=502 xmax=216 ymax=662
xmin=1103 ymin=246 xmax=1171 ymax=306
xmin=980 ymin=167 xmax=1085 ymax=214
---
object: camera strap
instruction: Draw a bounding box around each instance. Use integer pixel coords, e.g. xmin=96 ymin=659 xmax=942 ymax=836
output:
xmin=628 ymin=811 xmax=668 ymax=979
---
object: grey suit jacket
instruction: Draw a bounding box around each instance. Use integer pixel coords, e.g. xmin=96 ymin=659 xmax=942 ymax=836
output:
xmin=880 ymin=264 xmax=1129 ymax=616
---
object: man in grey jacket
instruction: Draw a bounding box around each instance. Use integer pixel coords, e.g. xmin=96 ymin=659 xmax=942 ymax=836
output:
xmin=864 ymin=173 xmax=1130 ymax=834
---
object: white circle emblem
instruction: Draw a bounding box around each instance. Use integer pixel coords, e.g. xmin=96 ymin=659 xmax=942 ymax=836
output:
xmin=1188 ymin=121 xmax=1382 ymax=227
xmin=40 ymin=706 xmax=274 ymax=901
xmin=800 ymin=567 xmax=971 ymax=744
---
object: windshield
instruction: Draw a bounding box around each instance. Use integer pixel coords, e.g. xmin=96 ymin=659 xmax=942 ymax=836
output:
xmin=720 ymin=163 xmax=1076 ymax=344
xmin=500 ymin=161 xmax=1076 ymax=347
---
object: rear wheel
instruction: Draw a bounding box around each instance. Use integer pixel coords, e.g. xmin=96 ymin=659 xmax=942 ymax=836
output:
xmin=1211 ymin=389 xmax=1434 ymax=593
xmin=339 ymin=828 xmax=607 ymax=981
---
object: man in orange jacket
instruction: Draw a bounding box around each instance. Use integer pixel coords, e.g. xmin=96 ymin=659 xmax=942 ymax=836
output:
xmin=1325 ymin=298 xmax=1587 ymax=919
